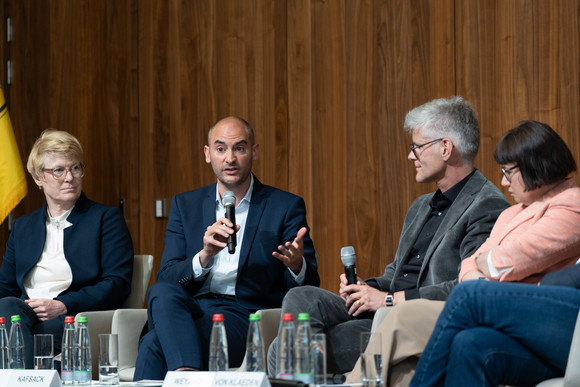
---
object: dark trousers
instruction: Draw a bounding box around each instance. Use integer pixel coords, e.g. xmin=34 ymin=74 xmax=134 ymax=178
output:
xmin=0 ymin=297 xmax=65 ymax=368
xmin=133 ymin=281 xmax=253 ymax=381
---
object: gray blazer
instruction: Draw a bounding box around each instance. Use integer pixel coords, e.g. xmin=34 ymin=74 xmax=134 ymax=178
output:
xmin=367 ymin=170 xmax=509 ymax=300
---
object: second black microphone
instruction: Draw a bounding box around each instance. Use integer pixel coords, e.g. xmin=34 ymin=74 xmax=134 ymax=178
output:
xmin=341 ymin=246 xmax=357 ymax=285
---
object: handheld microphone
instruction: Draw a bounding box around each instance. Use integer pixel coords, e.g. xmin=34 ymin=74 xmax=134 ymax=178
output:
xmin=341 ymin=246 xmax=357 ymax=285
xmin=223 ymin=191 xmax=237 ymax=254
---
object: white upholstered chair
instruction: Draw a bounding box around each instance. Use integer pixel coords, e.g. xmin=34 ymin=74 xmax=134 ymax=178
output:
xmin=535 ymin=310 xmax=580 ymax=387
xmin=236 ymin=308 xmax=282 ymax=372
xmin=111 ymin=308 xmax=149 ymax=381
xmin=76 ymin=254 xmax=154 ymax=381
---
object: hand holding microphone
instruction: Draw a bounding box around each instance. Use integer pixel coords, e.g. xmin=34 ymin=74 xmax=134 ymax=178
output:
xmin=341 ymin=246 xmax=357 ymax=285
xmin=339 ymin=246 xmax=390 ymax=315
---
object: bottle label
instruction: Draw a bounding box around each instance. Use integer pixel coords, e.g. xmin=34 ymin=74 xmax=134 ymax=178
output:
xmin=61 ymin=370 xmax=74 ymax=384
xmin=295 ymin=372 xmax=314 ymax=384
xmin=74 ymin=370 xmax=92 ymax=384
xmin=277 ymin=373 xmax=294 ymax=380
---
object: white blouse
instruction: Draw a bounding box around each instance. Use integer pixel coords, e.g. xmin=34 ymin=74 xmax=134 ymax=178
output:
xmin=23 ymin=208 xmax=74 ymax=299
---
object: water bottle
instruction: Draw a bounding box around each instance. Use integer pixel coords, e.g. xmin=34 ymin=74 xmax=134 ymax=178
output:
xmin=244 ymin=313 xmax=265 ymax=372
xmin=276 ymin=313 xmax=294 ymax=380
xmin=75 ymin=316 xmax=92 ymax=385
xmin=294 ymin=313 xmax=313 ymax=384
xmin=208 ymin=314 xmax=228 ymax=371
xmin=0 ymin=317 xmax=9 ymax=369
xmin=9 ymin=315 xmax=25 ymax=369
xmin=61 ymin=316 xmax=77 ymax=384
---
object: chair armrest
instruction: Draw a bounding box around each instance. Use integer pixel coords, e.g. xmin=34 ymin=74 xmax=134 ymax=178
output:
xmin=111 ymin=308 xmax=148 ymax=381
xmin=236 ymin=308 xmax=281 ymax=372
xmin=563 ymin=310 xmax=580 ymax=387
xmin=257 ymin=308 xmax=282 ymax=353
xmin=535 ymin=310 xmax=580 ymax=387
xmin=76 ymin=310 xmax=116 ymax=381
xmin=371 ymin=307 xmax=393 ymax=333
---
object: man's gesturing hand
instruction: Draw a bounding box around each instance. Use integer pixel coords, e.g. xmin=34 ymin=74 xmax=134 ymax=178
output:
xmin=272 ymin=227 xmax=308 ymax=274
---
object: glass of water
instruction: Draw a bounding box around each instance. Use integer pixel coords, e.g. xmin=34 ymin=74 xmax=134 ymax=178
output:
xmin=33 ymin=334 xmax=54 ymax=370
xmin=360 ymin=331 xmax=382 ymax=387
xmin=98 ymin=334 xmax=120 ymax=385
xmin=311 ymin=333 xmax=327 ymax=387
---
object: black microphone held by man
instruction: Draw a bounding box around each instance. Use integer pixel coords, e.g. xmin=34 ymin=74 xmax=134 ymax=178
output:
xmin=223 ymin=191 xmax=237 ymax=254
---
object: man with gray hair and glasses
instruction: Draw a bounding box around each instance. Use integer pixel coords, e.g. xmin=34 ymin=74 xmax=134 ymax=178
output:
xmin=268 ymin=96 xmax=510 ymax=378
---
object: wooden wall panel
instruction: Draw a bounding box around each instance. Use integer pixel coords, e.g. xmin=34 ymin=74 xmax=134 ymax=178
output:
xmin=4 ymin=0 xmax=52 ymax=221
xmin=46 ymin=0 xmax=139 ymax=215
xmin=285 ymin=0 xmax=455 ymax=290
xmin=138 ymin=0 xmax=290 ymax=279
xmin=287 ymin=0 xmax=313 ymax=222
xmin=1 ymin=0 xmax=579 ymax=297
xmin=309 ymin=0 xmax=348 ymax=291
xmin=348 ymin=0 xmax=455 ymax=284
xmin=456 ymin=0 xmax=580 ymax=202
xmin=0 ymin=0 xmax=139 ymax=271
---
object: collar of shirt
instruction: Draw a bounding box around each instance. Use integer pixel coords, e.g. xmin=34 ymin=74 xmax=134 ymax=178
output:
xmin=214 ymin=174 xmax=254 ymax=209
xmin=430 ymin=169 xmax=476 ymax=211
xmin=46 ymin=207 xmax=74 ymax=229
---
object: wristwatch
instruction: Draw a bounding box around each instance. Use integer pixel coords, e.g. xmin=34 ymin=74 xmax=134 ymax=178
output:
xmin=385 ymin=294 xmax=394 ymax=307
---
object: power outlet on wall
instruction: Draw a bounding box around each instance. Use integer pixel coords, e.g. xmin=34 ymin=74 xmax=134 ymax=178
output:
xmin=154 ymin=199 xmax=167 ymax=219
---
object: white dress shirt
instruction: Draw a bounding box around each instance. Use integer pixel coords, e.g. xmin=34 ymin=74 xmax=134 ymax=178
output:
xmin=486 ymin=250 xmax=511 ymax=278
xmin=24 ymin=208 xmax=74 ymax=299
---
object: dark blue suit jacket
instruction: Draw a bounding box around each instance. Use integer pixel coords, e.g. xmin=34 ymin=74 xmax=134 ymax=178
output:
xmin=157 ymin=176 xmax=319 ymax=310
xmin=0 ymin=192 xmax=134 ymax=314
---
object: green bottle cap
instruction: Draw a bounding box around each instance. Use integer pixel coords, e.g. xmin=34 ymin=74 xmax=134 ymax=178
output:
xmin=77 ymin=316 xmax=88 ymax=323
xmin=11 ymin=315 xmax=21 ymax=323
xmin=298 ymin=313 xmax=310 ymax=321
xmin=249 ymin=313 xmax=260 ymax=321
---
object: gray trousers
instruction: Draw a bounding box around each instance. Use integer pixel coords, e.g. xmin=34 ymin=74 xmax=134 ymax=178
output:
xmin=267 ymin=286 xmax=373 ymax=376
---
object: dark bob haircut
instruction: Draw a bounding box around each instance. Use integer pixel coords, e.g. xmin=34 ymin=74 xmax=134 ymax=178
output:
xmin=494 ymin=120 xmax=577 ymax=191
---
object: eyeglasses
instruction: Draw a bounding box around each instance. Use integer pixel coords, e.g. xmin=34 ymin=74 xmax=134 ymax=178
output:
xmin=409 ymin=138 xmax=444 ymax=158
xmin=42 ymin=163 xmax=86 ymax=180
xmin=501 ymin=164 xmax=519 ymax=181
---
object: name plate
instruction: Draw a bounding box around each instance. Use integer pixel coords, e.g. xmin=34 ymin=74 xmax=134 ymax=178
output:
xmin=163 ymin=371 xmax=270 ymax=387
xmin=0 ymin=370 xmax=62 ymax=387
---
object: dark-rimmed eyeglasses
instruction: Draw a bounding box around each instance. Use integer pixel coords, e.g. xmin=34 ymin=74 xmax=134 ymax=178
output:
xmin=42 ymin=163 xmax=86 ymax=180
xmin=501 ymin=164 xmax=519 ymax=181
xmin=409 ymin=138 xmax=443 ymax=158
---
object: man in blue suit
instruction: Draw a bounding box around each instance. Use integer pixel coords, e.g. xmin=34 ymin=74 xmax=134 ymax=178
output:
xmin=134 ymin=116 xmax=319 ymax=380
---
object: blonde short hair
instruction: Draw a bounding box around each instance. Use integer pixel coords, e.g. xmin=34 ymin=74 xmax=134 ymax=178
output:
xmin=27 ymin=129 xmax=84 ymax=180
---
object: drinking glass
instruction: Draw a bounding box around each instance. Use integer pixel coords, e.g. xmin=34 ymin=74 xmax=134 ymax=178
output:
xmin=98 ymin=334 xmax=120 ymax=385
xmin=311 ymin=333 xmax=327 ymax=387
xmin=33 ymin=334 xmax=54 ymax=370
xmin=360 ymin=331 xmax=383 ymax=387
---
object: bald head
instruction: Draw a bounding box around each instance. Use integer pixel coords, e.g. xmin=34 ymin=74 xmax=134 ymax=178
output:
xmin=208 ymin=116 xmax=255 ymax=146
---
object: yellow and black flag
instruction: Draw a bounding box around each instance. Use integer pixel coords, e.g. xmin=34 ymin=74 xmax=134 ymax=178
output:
xmin=0 ymin=87 xmax=27 ymax=224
